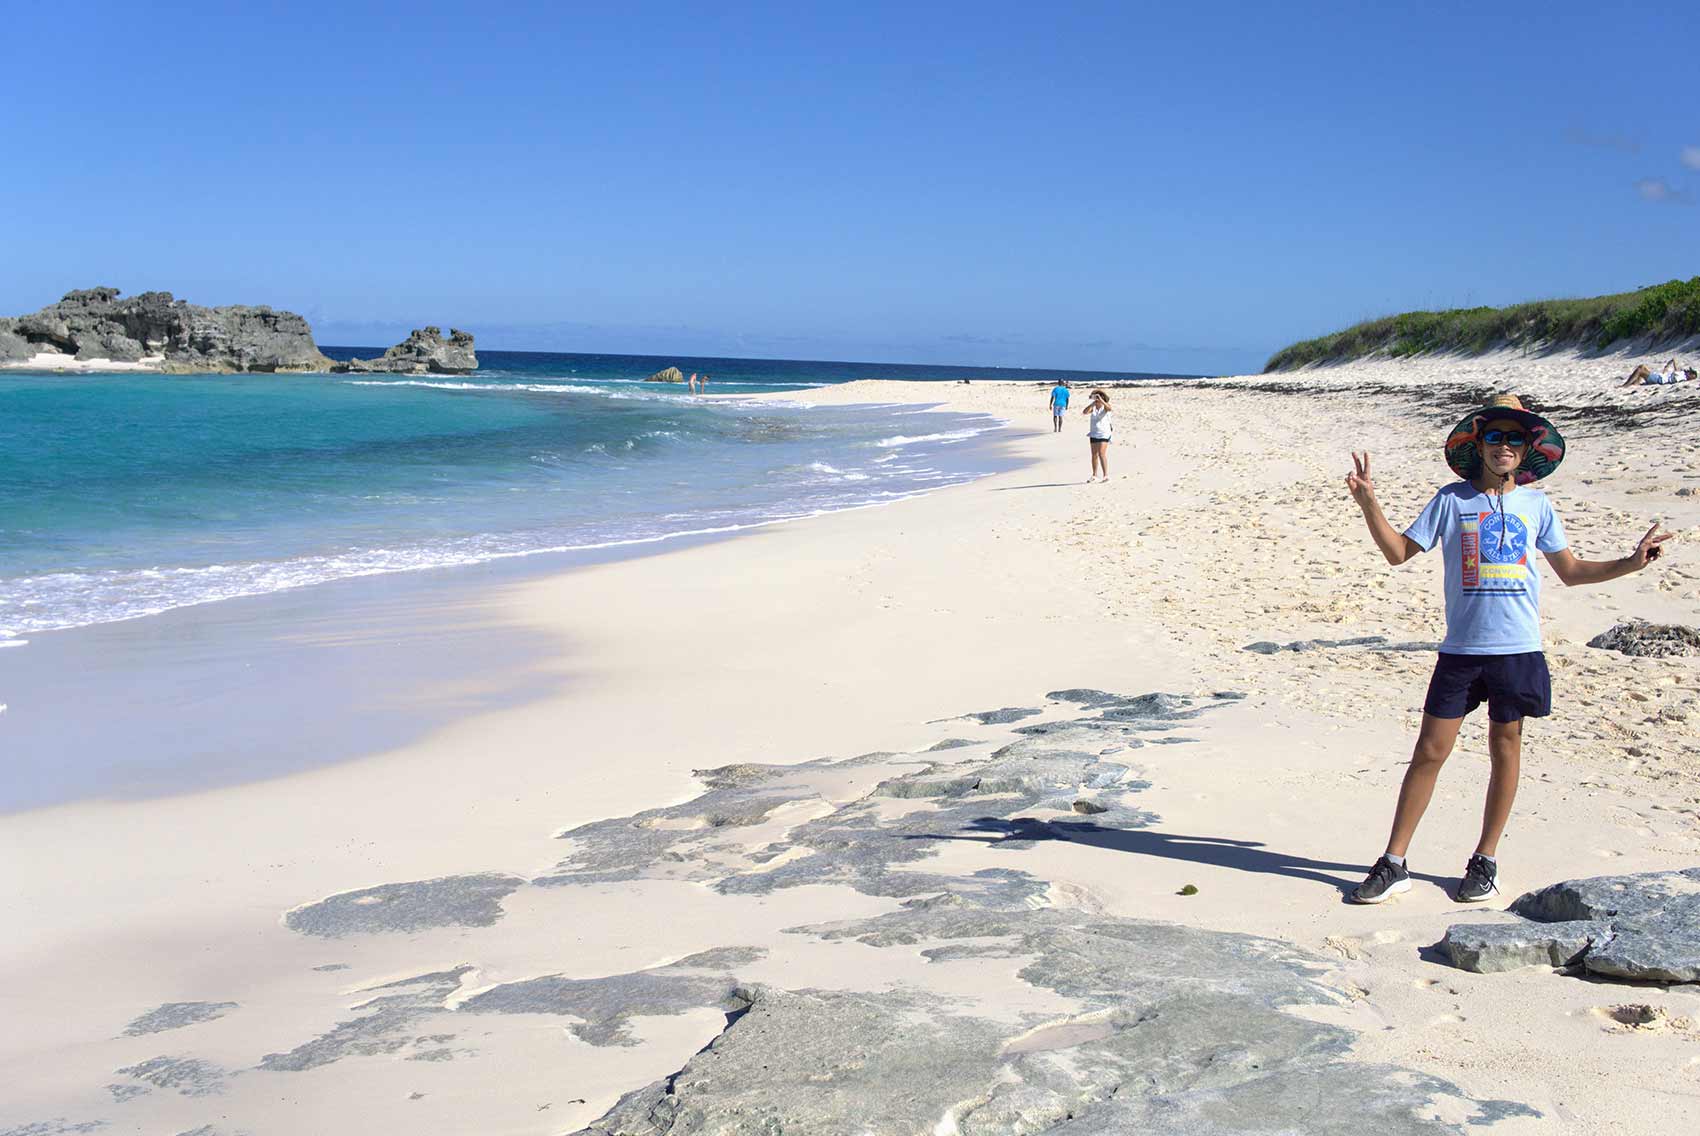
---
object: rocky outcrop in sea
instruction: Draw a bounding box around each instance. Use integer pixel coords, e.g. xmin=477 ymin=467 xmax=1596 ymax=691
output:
xmin=644 ymin=366 xmax=685 ymax=383
xmin=0 ymin=287 xmax=330 ymax=372
xmin=329 ymin=327 xmax=477 ymax=375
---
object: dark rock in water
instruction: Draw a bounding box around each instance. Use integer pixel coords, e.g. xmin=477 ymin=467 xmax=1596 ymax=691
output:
xmin=123 ymin=1001 xmax=239 ymax=1037
xmin=0 ymin=287 xmax=331 ymax=372
xmin=1444 ymin=867 xmax=1700 ymax=982
xmin=1587 ymin=619 xmax=1700 ymax=658
xmin=1244 ymin=635 xmax=1388 ymax=654
xmin=284 ymin=872 xmax=525 ymax=937
xmin=926 ymin=737 xmax=977 ymax=750
xmin=330 ymin=326 xmax=476 ymax=375
xmin=644 ymin=365 xmax=685 ymax=383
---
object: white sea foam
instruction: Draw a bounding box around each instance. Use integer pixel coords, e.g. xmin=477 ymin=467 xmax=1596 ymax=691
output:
xmin=3 ymin=395 xmax=1000 ymax=636
xmin=874 ymin=428 xmax=990 ymax=448
xmin=806 ymin=461 xmax=871 ymax=481
xmin=0 ymin=478 xmax=983 ymax=636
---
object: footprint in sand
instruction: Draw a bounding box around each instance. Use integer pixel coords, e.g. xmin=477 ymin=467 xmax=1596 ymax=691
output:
xmin=1591 ymin=1004 xmax=1694 ymax=1034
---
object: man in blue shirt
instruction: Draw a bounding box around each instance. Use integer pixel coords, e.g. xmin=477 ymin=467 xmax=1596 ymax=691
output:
xmin=1049 ymin=382 xmax=1071 ymax=432
xmin=1345 ymin=395 xmax=1669 ymax=905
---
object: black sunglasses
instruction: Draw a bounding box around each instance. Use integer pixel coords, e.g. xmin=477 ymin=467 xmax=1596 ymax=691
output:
xmin=1480 ymin=428 xmax=1528 ymax=447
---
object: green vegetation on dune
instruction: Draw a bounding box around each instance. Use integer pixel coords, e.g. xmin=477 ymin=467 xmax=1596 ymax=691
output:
xmin=1265 ymin=278 xmax=1700 ymax=371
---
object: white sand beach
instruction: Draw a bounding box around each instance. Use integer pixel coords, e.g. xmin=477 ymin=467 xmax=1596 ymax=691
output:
xmin=5 ymin=350 xmax=1700 ymax=1133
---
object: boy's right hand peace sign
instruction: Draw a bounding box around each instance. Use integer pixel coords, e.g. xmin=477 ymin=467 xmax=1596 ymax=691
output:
xmin=1345 ymin=452 xmax=1378 ymax=507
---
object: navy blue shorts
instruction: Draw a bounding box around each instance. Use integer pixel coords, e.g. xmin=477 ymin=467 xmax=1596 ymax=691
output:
xmin=1423 ymin=651 xmax=1551 ymax=723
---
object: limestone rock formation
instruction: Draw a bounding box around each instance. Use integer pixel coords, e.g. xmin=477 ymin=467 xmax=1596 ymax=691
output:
xmin=644 ymin=366 xmax=685 ymax=383
xmin=1587 ymin=619 xmax=1700 ymax=658
xmin=0 ymin=287 xmax=331 ymax=372
xmin=1445 ymin=866 xmax=1700 ymax=982
xmin=329 ymin=327 xmax=477 ymax=376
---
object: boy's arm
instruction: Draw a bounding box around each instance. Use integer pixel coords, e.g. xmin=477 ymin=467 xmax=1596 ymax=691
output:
xmin=1546 ymin=522 xmax=1671 ymax=585
xmin=1346 ymin=452 xmax=1422 ymax=565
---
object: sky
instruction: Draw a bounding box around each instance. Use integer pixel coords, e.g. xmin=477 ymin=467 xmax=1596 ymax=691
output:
xmin=3 ymin=1 xmax=1696 ymax=375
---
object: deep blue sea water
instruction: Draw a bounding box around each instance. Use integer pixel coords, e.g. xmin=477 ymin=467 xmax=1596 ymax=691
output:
xmin=0 ymin=349 xmax=1186 ymax=641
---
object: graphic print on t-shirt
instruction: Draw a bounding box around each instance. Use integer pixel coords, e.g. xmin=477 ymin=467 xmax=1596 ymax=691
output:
xmin=1461 ymin=510 xmax=1530 ymax=594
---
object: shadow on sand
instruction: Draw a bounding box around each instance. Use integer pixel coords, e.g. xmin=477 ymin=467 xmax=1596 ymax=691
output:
xmin=910 ymin=815 xmax=1454 ymax=901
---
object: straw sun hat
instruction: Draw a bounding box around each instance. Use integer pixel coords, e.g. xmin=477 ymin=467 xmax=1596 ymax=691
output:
xmin=1443 ymin=394 xmax=1566 ymax=485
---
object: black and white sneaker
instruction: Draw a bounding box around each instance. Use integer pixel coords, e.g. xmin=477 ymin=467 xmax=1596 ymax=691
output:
xmin=1351 ymin=855 xmax=1412 ymax=904
xmin=1454 ymin=854 xmax=1500 ymax=903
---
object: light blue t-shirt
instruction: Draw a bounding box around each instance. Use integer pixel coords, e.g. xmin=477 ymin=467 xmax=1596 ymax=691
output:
xmin=1050 ymin=385 xmax=1070 ymax=410
xmin=1404 ymin=483 xmax=1568 ymax=654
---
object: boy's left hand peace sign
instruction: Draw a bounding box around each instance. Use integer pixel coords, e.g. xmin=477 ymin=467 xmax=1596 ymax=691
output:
xmin=1631 ymin=522 xmax=1674 ymax=568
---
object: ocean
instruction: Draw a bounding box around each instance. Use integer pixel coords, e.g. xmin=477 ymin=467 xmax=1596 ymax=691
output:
xmin=0 ymin=349 xmax=1183 ymax=644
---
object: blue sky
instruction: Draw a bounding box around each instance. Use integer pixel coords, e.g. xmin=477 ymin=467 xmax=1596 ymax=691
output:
xmin=3 ymin=1 xmax=1695 ymax=374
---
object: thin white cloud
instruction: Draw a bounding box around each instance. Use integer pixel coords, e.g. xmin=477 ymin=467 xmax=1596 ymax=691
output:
xmin=1682 ymin=145 xmax=1700 ymax=170
xmin=1635 ymin=178 xmax=1693 ymax=205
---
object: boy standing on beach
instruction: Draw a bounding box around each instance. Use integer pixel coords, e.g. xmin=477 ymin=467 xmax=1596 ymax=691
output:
xmin=1345 ymin=395 xmax=1669 ymax=904
xmin=1049 ymin=381 xmax=1071 ymax=432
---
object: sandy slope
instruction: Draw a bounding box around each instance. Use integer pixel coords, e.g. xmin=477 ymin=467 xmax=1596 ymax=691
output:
xmin=3 ymin=349 xmax=1699 ymax=1133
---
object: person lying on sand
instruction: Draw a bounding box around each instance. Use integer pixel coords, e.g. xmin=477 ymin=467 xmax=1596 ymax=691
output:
xmin=1621 ymin=359 xmax=1692 ymax=386
xmin=1345 ymin=394 xmax=1670 ymax=905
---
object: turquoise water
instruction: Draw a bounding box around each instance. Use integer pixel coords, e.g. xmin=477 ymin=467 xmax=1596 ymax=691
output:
xmin=3 ymin=349 xmax=1172 ymax=639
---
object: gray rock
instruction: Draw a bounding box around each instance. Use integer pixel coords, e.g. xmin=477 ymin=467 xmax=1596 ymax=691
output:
xmin=1044 ymin=688 xmax=1134 ymax=708
xmin=260 ymin=966 xmax=470 ymax=1071
xmin=964 ymin=706 xmax=1041 ymax=724
xmin=1 ymin=287 xmax=331 ymax=372
xmin=1440 ymin=920 xmax=1607 ymax=973
xmin=1444 ymin=866 xmax=1700 ymax=982
xmin=329 ymin=327 xmax=477 ymax=375
xmin=0 ymin=1122 xmax=108 ymax=1135
xmin=1512 ymin=867 xmax=1700 ymax=982
xmin=112 ymin=1056 xmax=228 ymax=1097
xmin=644 ymin=366 xmax=685 ymax=383
xmin=576 ymin=901 xmax=1534 ymax=1134
xmin=460 ymin=965 xmax=747 ymax=1047
xmin=0 ymin=320 xmax=31 ymax=364
xmin=1587 ymin=619 xmax=1700 ymax=658
xmin=105 ymin=1084 xmax=148 ymax=1103
xmin=284 ymin=872 xmax=525 ymax=937
xmin=122 ymin=1001 xmax=238 ymax=1036
xmin=1244 ymin=635 xmax=1388 ymax=654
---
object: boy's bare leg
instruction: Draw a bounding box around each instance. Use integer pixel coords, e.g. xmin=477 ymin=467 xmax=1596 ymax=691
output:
xmin=1385 ymin=713 xmax=1465 ymax=857
xmin=1476 ymin=719 xmax=1522 ymax=856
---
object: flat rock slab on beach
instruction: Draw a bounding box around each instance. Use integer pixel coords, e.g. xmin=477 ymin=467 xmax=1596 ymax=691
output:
xmin=20 ymin=689 xmax=1536 ymax=1134
xmin=121 ymin=1002 xmax=238 ymax=1037
xmin=1444 ymin=867 xmax=1700 ymax=982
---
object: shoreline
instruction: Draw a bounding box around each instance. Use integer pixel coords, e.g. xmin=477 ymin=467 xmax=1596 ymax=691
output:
xmin=5 ymin=354 xmax=1700 ymax=1132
